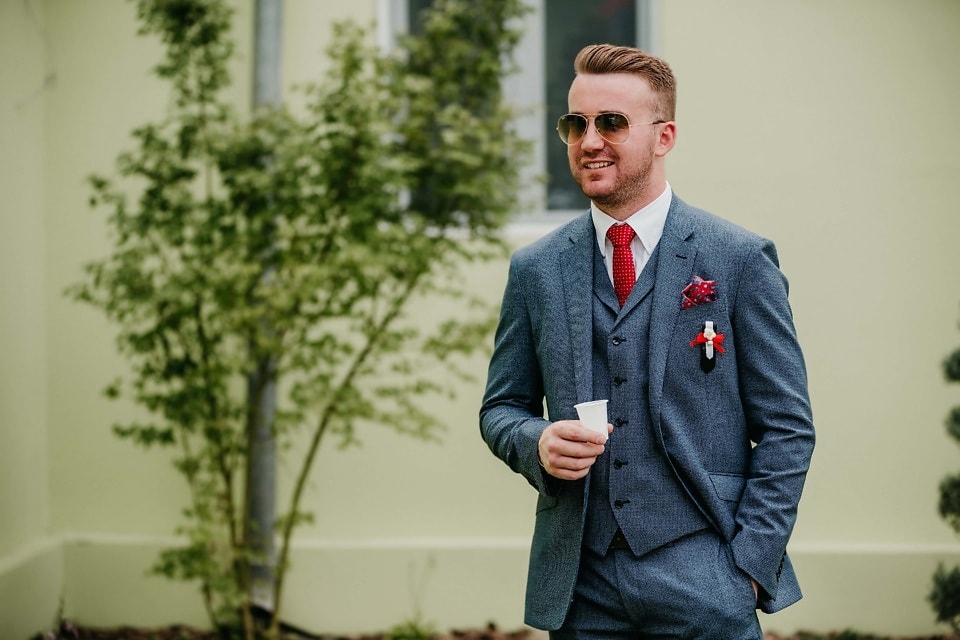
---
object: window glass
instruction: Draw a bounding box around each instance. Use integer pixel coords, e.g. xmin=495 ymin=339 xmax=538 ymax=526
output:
xmin=400 ymin=1 xmax=652 ymax=216
xmin=407 ymin=0 xmax=432 ymax=35
xmin=545 ymin=1 xmax=638 ymax=210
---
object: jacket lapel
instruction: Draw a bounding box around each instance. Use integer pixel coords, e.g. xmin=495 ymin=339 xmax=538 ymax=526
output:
xmin=559 ymin=213 xmax=597 ymax=404
xmin=648 ymin=198 xmax=698 ymax=426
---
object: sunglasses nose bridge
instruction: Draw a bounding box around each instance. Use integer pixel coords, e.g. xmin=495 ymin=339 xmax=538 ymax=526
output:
xmin=558 ymin=113 xmax=627 ymax=145
xmin=582 ymin=115 xmax=608 ymax=145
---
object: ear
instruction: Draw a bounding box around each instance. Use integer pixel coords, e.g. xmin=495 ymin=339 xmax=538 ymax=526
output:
xmin=655 ymin=121 xmax=677 ymax=157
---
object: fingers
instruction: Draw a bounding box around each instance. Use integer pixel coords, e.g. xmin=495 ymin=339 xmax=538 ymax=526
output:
xmin=550 ymin=419 xmax=609 ymax=445
xmin=538 ymin=420 xmax=609 ymax=480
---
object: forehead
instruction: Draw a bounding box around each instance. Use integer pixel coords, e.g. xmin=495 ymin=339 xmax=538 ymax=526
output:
xmin=568 ymin=72 xmax=654 ymax=115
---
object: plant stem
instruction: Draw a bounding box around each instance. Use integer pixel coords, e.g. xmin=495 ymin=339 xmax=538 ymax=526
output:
xmin=268 ymin=272 xmax=424 ymax=635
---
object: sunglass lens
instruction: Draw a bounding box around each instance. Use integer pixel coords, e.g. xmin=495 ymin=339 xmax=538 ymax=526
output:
xmin=558 ymin=114 xmax=587 ymax=144
xmin=597 ymin=113 xmax=630 ymax=142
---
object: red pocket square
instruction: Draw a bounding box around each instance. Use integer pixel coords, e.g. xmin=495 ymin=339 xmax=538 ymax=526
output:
xmin=680 ymin=276 xmax=718 ymax=310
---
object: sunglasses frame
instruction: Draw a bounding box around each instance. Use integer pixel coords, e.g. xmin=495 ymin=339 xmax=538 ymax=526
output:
xmin=556 ymin=112 xmax=666 ymax=145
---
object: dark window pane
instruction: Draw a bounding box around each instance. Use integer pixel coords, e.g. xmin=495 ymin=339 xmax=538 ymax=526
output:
xmin=408 ymin=0 xmax=433 ymax=35
xmin=546 ymin=1 xmax=637 ymax=210
xmin=407 ymin=1 xmax=641 ymax=213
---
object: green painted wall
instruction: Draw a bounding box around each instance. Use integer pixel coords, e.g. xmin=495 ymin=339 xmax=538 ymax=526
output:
xmin=2 ymin=0 xmax=960 ymax=636
xmin=0 ymin=0 xmax=58 ymax=636
xmin=663 ymin=0 xmax=960 ymax=545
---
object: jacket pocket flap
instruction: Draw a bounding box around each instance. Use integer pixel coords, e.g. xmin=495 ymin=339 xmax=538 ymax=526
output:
xmin=536 ymin=494 xmax=559 ymax=513
xmin=710 ymin=473 xmax=746 ymax=502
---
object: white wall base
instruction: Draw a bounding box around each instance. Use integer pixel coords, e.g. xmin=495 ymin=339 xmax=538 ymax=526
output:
xmin=763 ymin=543 xmax=960 ymax=637
xmin=0 ymin=537 xmax=64 ymax=639
xmin=4 ymin=535 xmax=960 ymax=637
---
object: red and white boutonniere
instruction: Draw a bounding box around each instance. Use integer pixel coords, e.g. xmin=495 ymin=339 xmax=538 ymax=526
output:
xmin=680 ymin=275 xmax=718 ymax=310
xmin=690 ymin=321 xmax=725 ymax=372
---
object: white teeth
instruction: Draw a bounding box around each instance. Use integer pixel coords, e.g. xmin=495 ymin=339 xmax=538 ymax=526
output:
xmin=585 ymin=161 xmax=612 ymax=169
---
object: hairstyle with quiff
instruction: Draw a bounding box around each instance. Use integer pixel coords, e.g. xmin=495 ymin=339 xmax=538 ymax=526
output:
xmin=573 ymin=44 xmax=676 ymax=121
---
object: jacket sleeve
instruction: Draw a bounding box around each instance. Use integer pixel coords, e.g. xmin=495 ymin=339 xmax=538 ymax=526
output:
xmin=728 ymin=239 xmax=816 ymax=599
xmin=479 ymin=255 xmax=557 ymax=496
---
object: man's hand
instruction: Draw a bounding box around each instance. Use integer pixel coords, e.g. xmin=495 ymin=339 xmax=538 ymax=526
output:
xmin=538 ymin=419 xmax=611 ymax=480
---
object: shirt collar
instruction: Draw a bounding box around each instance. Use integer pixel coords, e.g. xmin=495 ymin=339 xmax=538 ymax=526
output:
xmin=592 ymin=183 xmax=673 ymax=257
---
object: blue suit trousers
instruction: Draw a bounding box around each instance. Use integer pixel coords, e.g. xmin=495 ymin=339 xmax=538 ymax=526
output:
xmin=550 ymin=530 xmax=763 ymax=639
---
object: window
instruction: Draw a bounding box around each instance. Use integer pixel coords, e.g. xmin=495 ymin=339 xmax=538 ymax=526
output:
xmin=381 ymin=0 xmax=660 ymax=220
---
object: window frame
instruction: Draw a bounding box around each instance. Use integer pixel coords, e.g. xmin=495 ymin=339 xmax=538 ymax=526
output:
xmin=377 ymin=0 xmax=662 ymax=232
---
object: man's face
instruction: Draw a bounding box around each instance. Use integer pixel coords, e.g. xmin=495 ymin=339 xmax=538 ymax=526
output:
xmin=566 ymin=72 xmax=670 ymax=219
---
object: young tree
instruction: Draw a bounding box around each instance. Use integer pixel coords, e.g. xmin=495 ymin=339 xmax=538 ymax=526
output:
xmin=931 ymin=312 xmax=960 ymax=631
xmin=67 ymin=0 xmax=529 ymax=637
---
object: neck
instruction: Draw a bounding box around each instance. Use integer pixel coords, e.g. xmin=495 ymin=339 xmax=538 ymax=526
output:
xmin=598 ymin=176 xmax=667 ymax=221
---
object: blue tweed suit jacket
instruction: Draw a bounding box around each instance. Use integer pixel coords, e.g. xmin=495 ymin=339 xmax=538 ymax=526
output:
xmin=479 ymin=195 xmax=815 ymax=630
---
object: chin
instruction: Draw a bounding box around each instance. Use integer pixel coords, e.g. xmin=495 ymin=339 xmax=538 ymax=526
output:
xmin=580 ymin=187 xmax=616 ymax=204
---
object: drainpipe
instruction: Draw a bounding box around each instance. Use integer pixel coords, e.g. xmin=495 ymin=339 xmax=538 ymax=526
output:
xmin=247 ymin=0 xmax=282 ymax=613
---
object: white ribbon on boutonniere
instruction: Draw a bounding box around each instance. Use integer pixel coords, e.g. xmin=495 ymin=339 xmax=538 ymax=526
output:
xmin=690 ymin=321 xmax=725 ymax=372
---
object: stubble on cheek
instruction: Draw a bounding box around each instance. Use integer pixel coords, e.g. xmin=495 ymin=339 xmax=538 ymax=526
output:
xmin=572 ymin=161 xmax=617 ymax=203
xmin=570 ymin=153 xmax=609 ymax=197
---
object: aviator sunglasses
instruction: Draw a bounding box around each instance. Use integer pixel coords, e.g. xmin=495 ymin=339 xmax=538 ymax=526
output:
xmin=556 ymin=112 xmax=666 ymax=145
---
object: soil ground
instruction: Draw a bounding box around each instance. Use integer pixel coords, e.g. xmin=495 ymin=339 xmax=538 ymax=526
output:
xmin=28 ymin=621 xmax=960 ymax=640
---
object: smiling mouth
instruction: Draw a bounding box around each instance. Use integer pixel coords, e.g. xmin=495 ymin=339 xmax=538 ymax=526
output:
xmin=584 ymin=161 xmax=613 ymax=169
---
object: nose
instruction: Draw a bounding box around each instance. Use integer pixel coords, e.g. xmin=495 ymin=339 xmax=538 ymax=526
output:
xmin=579 ymin=119 xmax=606 ymax=151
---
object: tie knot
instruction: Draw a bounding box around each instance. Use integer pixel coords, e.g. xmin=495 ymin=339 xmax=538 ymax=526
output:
xmin=607 ymin=223 xmax=635 ymax=248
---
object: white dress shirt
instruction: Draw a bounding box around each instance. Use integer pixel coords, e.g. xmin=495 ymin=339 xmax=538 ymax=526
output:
xmin=591 ymin=183 xmax=673 ymax=285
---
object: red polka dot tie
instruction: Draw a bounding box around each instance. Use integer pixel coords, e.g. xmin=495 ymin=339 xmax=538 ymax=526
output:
xmin=607 ymin=224 xmax=636 ymax=307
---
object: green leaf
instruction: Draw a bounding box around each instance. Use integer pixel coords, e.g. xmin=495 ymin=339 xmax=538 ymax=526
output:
xmin=69 ymin=0 xmax=530 ymax=629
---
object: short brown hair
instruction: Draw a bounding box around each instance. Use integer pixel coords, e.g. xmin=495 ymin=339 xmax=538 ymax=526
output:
xmin=574 ymin=44 xmax=676 ymax=120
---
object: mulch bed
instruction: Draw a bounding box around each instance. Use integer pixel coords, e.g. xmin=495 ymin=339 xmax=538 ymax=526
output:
xmin=33 ymin=621 xmax=537 ymax=640
xmin=764 ymin=634 xmax=960 ymax=640
xmin=31 ymin=621 xmax=960 ymax=640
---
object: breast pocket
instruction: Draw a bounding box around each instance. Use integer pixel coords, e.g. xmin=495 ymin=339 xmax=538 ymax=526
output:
xmin=710 ymin=473 xmax=746 ymax=504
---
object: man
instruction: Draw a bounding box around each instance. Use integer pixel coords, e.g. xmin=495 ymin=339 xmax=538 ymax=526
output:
xmin=479 ymin=44 xmax=815 ymax=638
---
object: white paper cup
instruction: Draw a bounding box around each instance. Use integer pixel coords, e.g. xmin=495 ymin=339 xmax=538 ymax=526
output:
xmin=574 ymin=399 xmax=609 ymax=439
